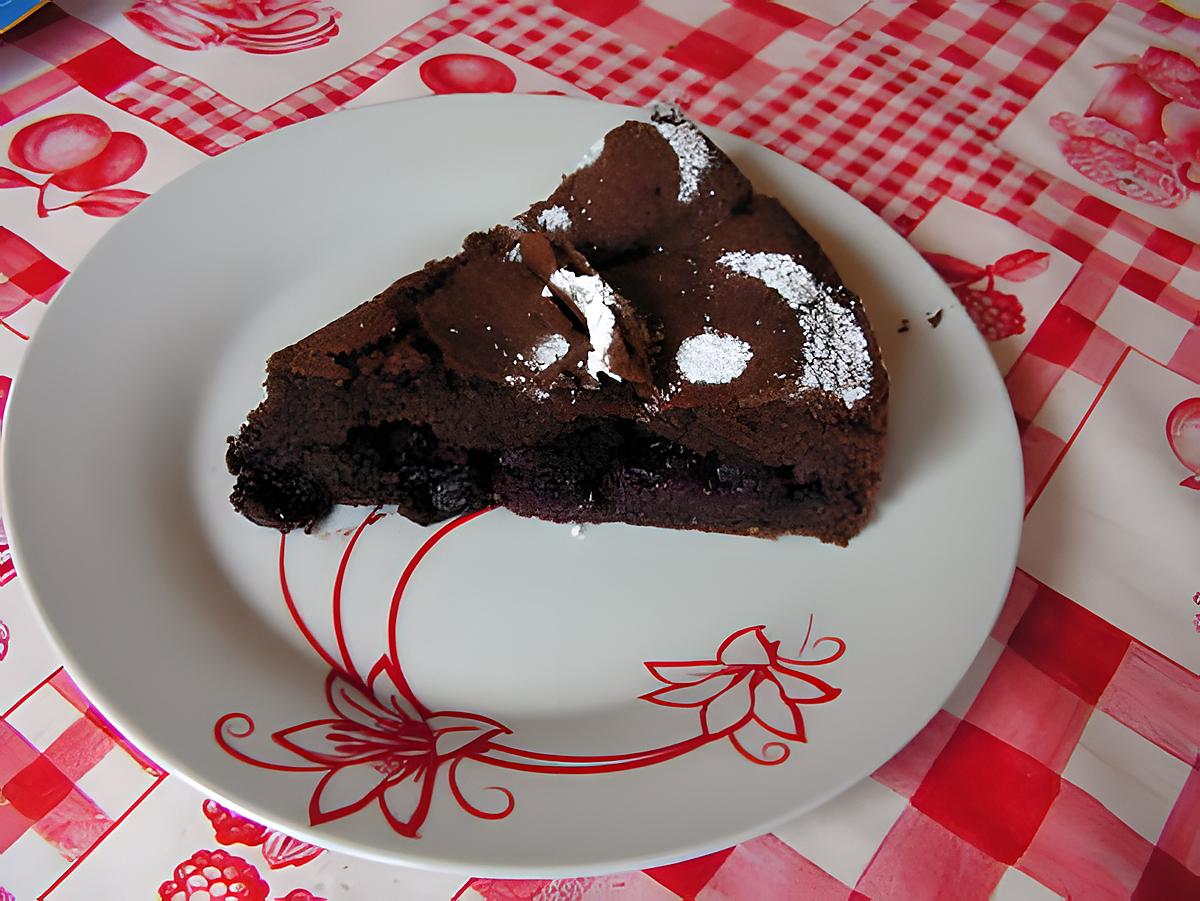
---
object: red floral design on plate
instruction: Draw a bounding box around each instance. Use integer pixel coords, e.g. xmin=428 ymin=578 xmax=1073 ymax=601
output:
xmin=923 ymin=249 xmax=1050 ymax=340
xmin=1166 ymin=397 xmax=1200 ymax=489
xmin=203 ymin=799 xmax=324 ymax=868
xmin=642 ymin=623 xmax=843 ymax=763
xmin=159 ymin=849 xmax=270 ymax=901
xmin=420 ymin=54 xmax=518 ymax=94
xmin=216 ymin=509 xmax=845 ymax=838
xmin=125 ymin=0 xmax=341 ymax=54
xmin=1 ymin=114 xmax=149 ymax=218
xmin=1050 ymin=45 xmax=1200 ymax=207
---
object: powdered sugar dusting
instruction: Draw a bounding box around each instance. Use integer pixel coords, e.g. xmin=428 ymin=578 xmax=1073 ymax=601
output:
xmin=538 ymin=205 xmax=572 ymax=232
xmin=572 ymin=136 xmax=606 ymax=172
xmin=528 ymin=333 xmax=570 ymax=372
xmin=676 ymin=329 xmax=752 ymax=384
xmin=547 ymin=269 xmax=620 ymax=381
xmin=652 ymin=116 xmax=715 ymax=204
xmin=718 ymin=251 xmax=872 ymax=407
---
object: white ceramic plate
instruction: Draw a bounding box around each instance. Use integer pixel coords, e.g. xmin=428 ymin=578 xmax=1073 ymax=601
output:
xmin=3 ymin=95 xmax=1022 ymax=877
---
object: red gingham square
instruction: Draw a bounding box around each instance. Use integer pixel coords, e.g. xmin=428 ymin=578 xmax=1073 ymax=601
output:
xmin=4 ymin=755 xmax=76 ymax=820
xmin=1006 ymin=582 xmax=1131 ymax=705
xmin=727 ymin=0 xmax=806 ymax=30
xmin=910 ymin=721 xmax=1060 ymax=864
xmin=1098 ymin=643 xmax=1200 ymax=765
xmin=1168 ymin=326 xmax=1200 ymax=383
xmin=667 ymin=29 xmax=755 ymax=79
xmin=1005 ymin=353 xmax=1065 ymax=423
xmin=1134 ymin=848 xmax=1200 ymax=900
xmin=1070 ymin=326 xmax=1127 ymax=386
xmin=0 ymin=228 xmax=68 ymax=320
xmin=1156 ymin=766 xmax=1200 ymax=876
xmin=1018 ymin=780 xmax=1154 ymax=899
xmin=1024 ymin=304 xmax=1096 ymax=368
xmin=696 ymin=6 xmax=786 ymax=55
xmin=553 ymin=0 xmax=639 ymax=28
xmin=871 ymin=709 xmax=959 ymax=800
xmin=645 ymin=846 xmax=734 ymax=897
xmin=964 ymin=649 xmax=1091 ymax=772
xmin=696 ymin=834 xmax=852 ymax=901
xmin=854 ymin=806 xmax=1006 ymax=899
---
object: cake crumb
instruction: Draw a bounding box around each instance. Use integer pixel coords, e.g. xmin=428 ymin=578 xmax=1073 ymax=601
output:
xmin=897 ymin=319 xmax=910 ymax=333
xmin=927 ymin=309 xmax=943 ymax=328
xmin=570 ymin=524 xmax=587 ymax=539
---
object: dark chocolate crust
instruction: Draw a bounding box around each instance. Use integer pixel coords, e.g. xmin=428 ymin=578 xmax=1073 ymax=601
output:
xmin=227 ymin=107 xmax=888 ymax=543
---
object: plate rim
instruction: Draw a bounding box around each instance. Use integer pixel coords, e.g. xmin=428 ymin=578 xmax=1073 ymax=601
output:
xmin=1 ymin=92 xmax=1024 ymax=877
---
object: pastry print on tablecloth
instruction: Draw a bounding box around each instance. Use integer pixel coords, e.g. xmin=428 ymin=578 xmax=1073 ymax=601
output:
xmin=922 ymin=249 xmax=1050 ymax=340
xmin=215 ymin=509 xmax=845 ymax=838
xmin=1 ymin=114 xmax=149 ymax=219
xmin=1166 ymin=397 xmax=1200 ymax=489
xmin=1049 ymin=45 xmax=1200 ymax=209
xmin=125 ymin=0 xmax=341 ymax=55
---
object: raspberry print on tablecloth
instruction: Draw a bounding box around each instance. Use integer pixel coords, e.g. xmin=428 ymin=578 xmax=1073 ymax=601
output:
xmin=125 ymin=0 xmax=341 ymax=55
xmin=1049 ymin=46 xmax=1200 ymax=209
xmin=203 ymin=799 xmax=325 ymax=868
xmin=922 ymin=249 xmax=1050 ymax=340
xmin=1 ymin=114 xmax=149 ymax=219
xmin=159 ymin=849 xmax=270 ymax=901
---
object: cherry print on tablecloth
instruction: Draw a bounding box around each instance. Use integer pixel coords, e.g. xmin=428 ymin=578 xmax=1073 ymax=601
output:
xmin=125 ymin=0 xmax=341 ymax=55
xmin=1165 ymin=397 xmax=1200 ymax=489
xmin=159 ymin=849 xmax=270 ymax=901
xmin=215 ymin=509 xmax=845 ymax=839
xmin=203 ymin=799 xmax=325 ymax=869
xmin=420 ymin=54 xmax=518 ymax=94
xmin=923 ymin=249 xmax=1050 ymax=340
xmin=1049 ymin=45 xmax=1200 ymax=208
xmin=2 ymin=114 xmax=149 ymax=218
xmin=276 ymin=891 xmax=326 ymax=901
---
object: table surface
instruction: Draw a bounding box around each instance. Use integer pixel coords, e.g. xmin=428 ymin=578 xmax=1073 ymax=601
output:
xmin=0 ymin=1 xmax=1197 ymax=899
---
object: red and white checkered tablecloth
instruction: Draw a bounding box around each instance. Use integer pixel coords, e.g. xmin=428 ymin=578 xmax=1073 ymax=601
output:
xmin=1 ymin=1 xmax=1197 ymax=898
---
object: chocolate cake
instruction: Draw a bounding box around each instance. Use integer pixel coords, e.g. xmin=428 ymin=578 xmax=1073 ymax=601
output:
xmin=227 ymin=106 xmax=888 ymax=544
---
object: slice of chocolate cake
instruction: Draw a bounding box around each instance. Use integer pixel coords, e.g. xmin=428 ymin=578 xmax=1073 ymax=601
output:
xmin=227 ymin=106 xmax=888 ymax=543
